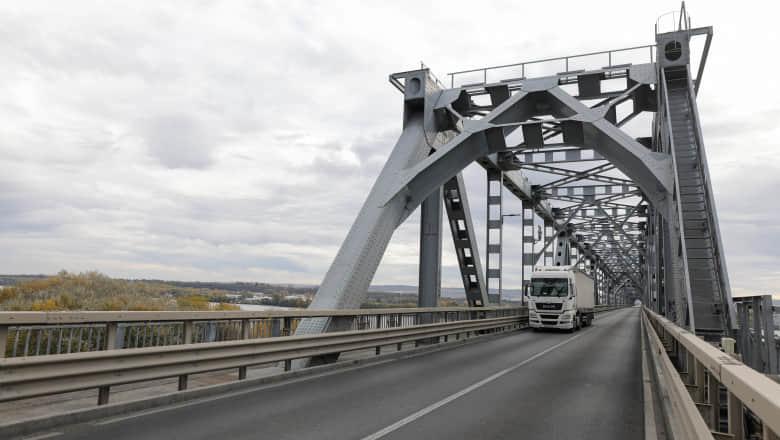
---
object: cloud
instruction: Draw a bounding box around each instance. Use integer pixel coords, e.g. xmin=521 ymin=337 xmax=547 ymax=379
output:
xmin=142 ymin=114 xmax=216 ymax=169
xmin=0 ymin=0 xmax=779 ymax=299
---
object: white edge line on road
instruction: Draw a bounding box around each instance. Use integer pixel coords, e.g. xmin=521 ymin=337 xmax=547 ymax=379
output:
xmin=359 ymin=331 xmax=586 ymax=440
xmin=21 ymin=432 xmax=62 ymax=440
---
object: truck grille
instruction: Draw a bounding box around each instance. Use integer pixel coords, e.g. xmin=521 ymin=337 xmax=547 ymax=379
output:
xmin=535 ymin=303 xmax=562 ymax=310
xmin=540 ymin=314 xmax=559 ymax=320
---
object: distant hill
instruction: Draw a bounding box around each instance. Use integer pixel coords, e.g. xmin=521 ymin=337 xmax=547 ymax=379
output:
xmin=1 ymin=275 xmax=526 ymax=303
xmin=0 ymin=271 xmax=240 ymax=311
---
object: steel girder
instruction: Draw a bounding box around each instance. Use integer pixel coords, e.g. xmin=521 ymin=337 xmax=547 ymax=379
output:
xmin=298 ymin=10 xmax=733 ymax=342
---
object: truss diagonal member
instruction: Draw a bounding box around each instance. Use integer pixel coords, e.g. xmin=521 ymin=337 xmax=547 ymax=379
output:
xmin=443 ymin=173 xmax=489 ymax=306
xmin=296 ymin=110 xmax=430 ymax=337
xmin=583 ymin=208 xmax=643 ymax=288
xmin=381 ymin=91 xmax=531 ymax=213
xmin=536 ymin=162 xmax=625 ymax=190
xmin=535 ymin=201 xmax=583 ymax=261
xmin=593 ymin=202 xmax=647 ymax=259
xmin=546 ymin=86 xmax=674 ymax=214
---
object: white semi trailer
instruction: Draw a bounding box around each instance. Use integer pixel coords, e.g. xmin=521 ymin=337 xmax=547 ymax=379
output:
xmin=527 ymin=266 xmax=595 ymax=331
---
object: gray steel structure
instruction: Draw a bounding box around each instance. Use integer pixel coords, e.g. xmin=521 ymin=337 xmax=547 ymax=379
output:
xmin=296 ymin=4 xmax=734 ymax=341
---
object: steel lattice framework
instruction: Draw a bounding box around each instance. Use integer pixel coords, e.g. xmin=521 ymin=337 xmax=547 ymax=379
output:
xmin=296 ymin=4 xmax=734 ymax=342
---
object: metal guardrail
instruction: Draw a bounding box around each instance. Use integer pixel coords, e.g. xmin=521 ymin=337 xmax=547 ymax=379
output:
xmin=1 ymin=305 xmax=623 ymax=358
xmin=0 ymin=305 xmax=625 ymax=404
xmin=0 ymin=306 xmax=524 ymax=358
xmin=0 ymin=305 xmax=624 ymax=406
xmin=446 ymin=44 xmax=656 ymax=88
xmin=643 ymin=307 xmax=780 ymax=440
xmin=0 ymin=313 xmax=524 ymax=406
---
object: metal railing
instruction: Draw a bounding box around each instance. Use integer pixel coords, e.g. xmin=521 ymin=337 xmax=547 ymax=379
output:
xmin=733 ymin=296 xmax=779 ymax=375
xmin=643 ymin=307 xmax=780 ymax=439
xmin=0 ymin=305 xmax=627 ymax=407
xmin=0 ymin=306 xmax=523 ymax=359
xmin=0 ymin=308 xmax=526 ymax=406
xmin=447 ymin=44 xmax=656 ymax=88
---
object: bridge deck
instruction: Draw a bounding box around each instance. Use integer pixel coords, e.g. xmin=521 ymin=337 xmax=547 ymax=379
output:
xmin=50 ymin=308 xmax=642 ymax=440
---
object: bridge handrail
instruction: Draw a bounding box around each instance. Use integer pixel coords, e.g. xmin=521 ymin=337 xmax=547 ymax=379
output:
xmin=0 ymin=315 xmax=522 ymax=404
xmin=644 ymin=307 xmax=780 ymax=437
xmin=446 ymin=44 xmax=656 ymax=88
xmin=0 ymin=306 xmax=522 ymax=325
xmin=0 ymin=306 xmax=527 ymax=358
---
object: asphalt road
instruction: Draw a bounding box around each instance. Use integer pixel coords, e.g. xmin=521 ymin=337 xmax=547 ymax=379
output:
xmin=49 ymin=307 xmax=643 ymax=440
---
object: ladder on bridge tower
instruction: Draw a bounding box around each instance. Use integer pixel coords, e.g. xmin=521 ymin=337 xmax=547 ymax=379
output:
xmin=658 ymin=25 xmax=734 ymax=337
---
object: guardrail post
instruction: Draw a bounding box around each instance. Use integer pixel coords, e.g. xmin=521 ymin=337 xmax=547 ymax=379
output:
xmin=179 ymin=321 xmax=194 ymax=390
xmin=184 ymin=321 xmax=194 ymax=344
xmin=282 ymin=317 xmax=292 ymax=336
xmin=241 ymin=319 xmax=251 ymax=340
xmin=728 ymin=391 xmax=744 ymax=440
xmin=238 ymin=319 xmax=250 ymax=380
xmin=105 ymin=323 xmax=118 ymax=350
xmin=97 ymin=385 xmax=110 ymax=406
xmin=708 ymin=374 xmax=721 ymax=430
xmin=178 ymin=375 xmax=188 ymax=391
xmin=96 ymin=322 xmax=119 ymax=404
xmin=0 ymin=325 xmax=8 ymax=358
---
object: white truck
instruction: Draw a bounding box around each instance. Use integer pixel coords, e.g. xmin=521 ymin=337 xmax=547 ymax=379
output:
xmin=527 ymin=266 xmax=595 ymax=331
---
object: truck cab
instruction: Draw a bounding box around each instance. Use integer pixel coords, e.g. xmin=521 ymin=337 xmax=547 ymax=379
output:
xmin=527 ymin=266 xmax=595 ymax=331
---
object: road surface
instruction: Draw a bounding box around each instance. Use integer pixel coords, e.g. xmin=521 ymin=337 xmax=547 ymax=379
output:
xmin=44 ymin=307 xmax=643 ymax=440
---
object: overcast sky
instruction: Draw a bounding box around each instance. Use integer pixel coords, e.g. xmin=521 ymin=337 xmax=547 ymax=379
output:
xmin=1 ymin=1 xmax=778 ymax=298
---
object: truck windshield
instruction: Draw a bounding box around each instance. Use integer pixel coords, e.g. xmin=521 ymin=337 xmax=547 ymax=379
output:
xmin=530 ymin=278 xmax=569 ymax=297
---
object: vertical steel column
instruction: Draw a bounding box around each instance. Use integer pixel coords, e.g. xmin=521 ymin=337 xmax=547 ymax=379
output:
xmin=543 ymin=220 xmax=553 ymax=265
xmin=522 ymin=205 xmax=535 ymax=285
xmin=485 ymin=169 xmax=503 ymax=304
xmin=752 ymin=297 xmax=762 ymax=370
xmin=761 ymin=296 xmax=779 ymax=374
xmin=419 ymin=187 xmax=443 ymax=311
xmin=552 ymin=230 xmax=570 ymax=267
xmin=736 ymin=302 xmax=750 ymax=367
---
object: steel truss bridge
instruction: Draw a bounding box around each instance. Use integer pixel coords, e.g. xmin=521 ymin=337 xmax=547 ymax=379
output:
xmin=296 ymin=3 xmax=731 ymax=342
xmin=1 ymin=4 xmax=779 ymax=440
